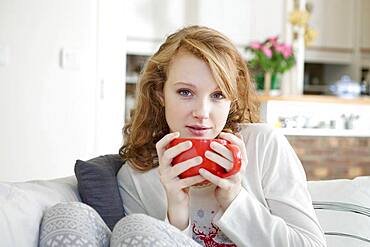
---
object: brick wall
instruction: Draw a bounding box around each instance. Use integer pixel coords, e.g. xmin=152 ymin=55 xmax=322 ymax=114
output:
xmin=286 ymin=136 xmax=370 ymax=181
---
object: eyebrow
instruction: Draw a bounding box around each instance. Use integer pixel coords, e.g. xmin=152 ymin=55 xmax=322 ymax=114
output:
xmin=174 ymin=82 xmax=195 ymax=88
xmin=174 ymin=81 xmax=220 ymax=91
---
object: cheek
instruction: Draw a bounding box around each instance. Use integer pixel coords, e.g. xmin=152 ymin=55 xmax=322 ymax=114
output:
xmin=216 ymin=102 xmax=231 ymax=121
xmin=164 ymin=98 xmax=189 ymax=129
xmin=213 ymin=103 xmax=231 ymax=129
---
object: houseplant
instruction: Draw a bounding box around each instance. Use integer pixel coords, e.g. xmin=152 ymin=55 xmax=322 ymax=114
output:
xmin=246 ymin=36 xmax=295 ymax=92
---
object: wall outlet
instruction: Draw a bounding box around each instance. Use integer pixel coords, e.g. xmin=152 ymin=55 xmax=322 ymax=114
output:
xmin=60 ymin=48 xmax=81 ymax=70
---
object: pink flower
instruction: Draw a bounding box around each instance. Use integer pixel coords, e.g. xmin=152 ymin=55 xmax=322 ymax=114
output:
xmin=282 ymin=45 xmax=293 ymax=58
xmin=250 ymin=41 xmax=261 ymax=49
xmin=261 ymin=46 xmax=272 ymax=58
xmin=275 ymin=44 xmax=285 ymax=53
xmin=245 ymin=36 xmax=295 ymax=74
xmin=267 ymin=36 xmax=278 ymax=46
xmin=275 ymin=44 xmax=293 ymax=58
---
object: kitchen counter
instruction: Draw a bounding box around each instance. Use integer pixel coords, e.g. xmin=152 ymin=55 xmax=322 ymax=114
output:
xmin=259 ymin=95 xmax=370 ymax=137
xmin=258 ymin=95 xmax=370 ymax=105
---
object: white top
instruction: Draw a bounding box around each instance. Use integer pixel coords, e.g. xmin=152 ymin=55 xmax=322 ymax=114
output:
xmin=117 ymin=123 xmax=327 ymax=247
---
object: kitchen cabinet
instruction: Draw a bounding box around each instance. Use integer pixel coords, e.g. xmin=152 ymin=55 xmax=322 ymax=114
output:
xmin=194 ymin=0 xmax=250 ymax=48
xmin=360 ymin=0 xmax=370 ymax=69
xmin=187 ymin=0 xmax=286 ymax=58
xmin=305 ymin=0 xmax=355 ymax=64
xmin=309 ymin=0 xmax=355 ymax=49
xmin=126 ymin=0 xmax=186 ymax=55
xmin=304 ymin=0 xmax=370 ymax=84
xmin=194 ymin=0 xmax=286 ymax=46
xmin=126 ymin=0 xmax=286 ymax=56
xmin=247 ymin=0 xmax=286 ymax=44
xmin=360 ymin=0 xmax=370 ymax=50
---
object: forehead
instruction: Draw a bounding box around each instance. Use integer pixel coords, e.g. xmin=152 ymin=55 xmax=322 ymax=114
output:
xmin=166 ymin=51 xmax=218 ymax=89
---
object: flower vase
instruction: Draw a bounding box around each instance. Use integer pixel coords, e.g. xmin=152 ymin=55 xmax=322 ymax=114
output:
xmin=255 ymin=73 xmax=281 ymax=93
xmin=264 ymin=72 xmax=271 ymax=95
xmin=271 ymin=74 xmax=280 ymax=91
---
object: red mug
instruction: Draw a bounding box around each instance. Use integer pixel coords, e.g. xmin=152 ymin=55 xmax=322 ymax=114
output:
xmin=168 ymin=138 xmax=242 ymax=179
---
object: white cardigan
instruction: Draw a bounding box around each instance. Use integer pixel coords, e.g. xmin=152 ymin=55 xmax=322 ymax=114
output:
xmin=117 ymin=123 xmax=327 ymax=247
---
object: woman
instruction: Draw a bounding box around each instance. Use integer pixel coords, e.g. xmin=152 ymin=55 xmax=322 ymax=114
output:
xmin=117 ymin=26 xmax=326 ymax=247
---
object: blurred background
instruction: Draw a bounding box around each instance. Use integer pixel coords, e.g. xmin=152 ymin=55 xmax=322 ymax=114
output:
xmin=0 ymin=0 xmax=369 ymax=182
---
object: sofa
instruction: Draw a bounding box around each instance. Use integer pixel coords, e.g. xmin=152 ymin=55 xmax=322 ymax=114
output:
xmin=1 ymin=159 xmax=370 ymax=247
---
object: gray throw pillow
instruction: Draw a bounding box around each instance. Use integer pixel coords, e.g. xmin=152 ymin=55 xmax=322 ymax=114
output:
xmin=74 ymin=154 xmax=125 ymax=230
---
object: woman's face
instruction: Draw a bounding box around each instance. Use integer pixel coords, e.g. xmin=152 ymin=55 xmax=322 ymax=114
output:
xmin=162 ymin=51 xmax=231 ymax=139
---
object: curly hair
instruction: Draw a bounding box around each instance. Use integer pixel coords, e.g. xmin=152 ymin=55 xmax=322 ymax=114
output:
xmin=119 ymin=25 xmax=260 ymax=172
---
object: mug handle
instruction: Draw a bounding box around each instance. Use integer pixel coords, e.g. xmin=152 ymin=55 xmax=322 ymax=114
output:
xmin=218 ymin=144 xmax=242 ymax=178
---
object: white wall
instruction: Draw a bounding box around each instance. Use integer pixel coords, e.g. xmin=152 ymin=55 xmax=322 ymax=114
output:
xmin=0 ymin=0 xmax=126 ymax=181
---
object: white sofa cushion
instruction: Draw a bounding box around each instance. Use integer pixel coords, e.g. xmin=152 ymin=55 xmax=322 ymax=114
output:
xmin=1 ymin=174 xmax=369 ymax=247
xmin=308 ymin=176 xmax=370 ymax=247
xmin=0 ymin=176 xmax=79 ymax=247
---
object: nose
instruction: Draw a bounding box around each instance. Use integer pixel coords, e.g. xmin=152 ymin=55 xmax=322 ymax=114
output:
xmin=192 ymin=98 xmax=210 ymax=120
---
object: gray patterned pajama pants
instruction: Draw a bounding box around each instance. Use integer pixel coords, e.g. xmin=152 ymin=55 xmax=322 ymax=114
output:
xmin=39 ymin=202 xmax=201 ymax=247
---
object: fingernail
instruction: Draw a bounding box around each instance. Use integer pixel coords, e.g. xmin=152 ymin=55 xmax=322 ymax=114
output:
xmin=210 ymin=142 xmax=217 ymax=148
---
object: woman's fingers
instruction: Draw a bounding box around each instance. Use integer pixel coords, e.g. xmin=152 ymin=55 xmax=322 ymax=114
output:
xmin=219 ymin=132 xmax=248 ymax=171
xmin=220 ymin=132 xmax=247 ymax=156
xmin=162 ymin=141 xmax=192 ymax=164
xmin=156 ymin=132 xmax=184 ymax=173
xmin=155 ymin=132 xmax=180 ymax=156
xmin=170 ymin=156 xmax=203 ymax=178
xmin=177 ymin=175 xmax=205 ymax=189
xmin=210 ymin=141 xmax=233 ymax=161
xmin=219 ymin=132 xmax=244 ymax=147
xmin=199 ymin=169 xmax=231 ymax=190
xmin=205 ymin=150 xmax=233 ymax=171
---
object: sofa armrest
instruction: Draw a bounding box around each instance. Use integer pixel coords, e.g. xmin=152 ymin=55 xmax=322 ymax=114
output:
xmin=308 ymin=176 xmax=370 ymax=247
xmin=0 ymin=176 xmax=80 ymax=247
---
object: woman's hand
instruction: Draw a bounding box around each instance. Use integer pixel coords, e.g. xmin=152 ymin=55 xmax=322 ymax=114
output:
xmin=156 ymin=132 xmax=205 ymax=230
xmin=199 ymin=132 xmax=247 ymax=211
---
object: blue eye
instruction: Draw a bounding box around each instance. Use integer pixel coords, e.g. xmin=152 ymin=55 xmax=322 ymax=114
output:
xmin=177 ymin=89 xmax=193 ymax=97
xmin=211 ymin=91 xmax=226 ymax=100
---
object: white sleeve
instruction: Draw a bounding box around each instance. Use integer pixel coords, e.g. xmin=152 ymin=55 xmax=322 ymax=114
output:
xmin=117 ymin=165 xmax=193 ymax=237
xmin=117 ymin=165 xmax=147 ymax=215
xmin=164 ymin=216 xmax=193 ymax=237
xmin=213 ymin=130 xmax=327 ymax=247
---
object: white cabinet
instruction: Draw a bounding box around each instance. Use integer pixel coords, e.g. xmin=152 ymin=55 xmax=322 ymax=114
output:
xmin=126 ymin=0 xmax=186 ymax=54
xmin=305 ymin=0 xmax=355 ymax=64
xmin=248 ymin=0 xmax=286 ymax=43
xmin=195 ymin=0 xmax=286 ymax=54
xmin=186 ymin=0 xmax=252 ymax=58
xmin=194 ymin=0 xmax=250 ymax=47
xmin=127 ymin=0 xmax=183 ymax=40
xmin=308 ymin=0 xmax=355 ymax=49
xmin=360 ymin=0 xmax=370 ymax=68
xmin=126 ymin=0 xmax=287 ymax=56
xmin=360 ymin=0 xmax=370 ymax=50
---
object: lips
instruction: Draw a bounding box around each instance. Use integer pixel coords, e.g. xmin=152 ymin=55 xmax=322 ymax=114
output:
xmin=186 ymin=125 xmax=212 ymax=137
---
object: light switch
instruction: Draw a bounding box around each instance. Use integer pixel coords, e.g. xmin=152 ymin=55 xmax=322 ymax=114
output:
xmin=60 ymin=48 xmax=81 ymax=70
xmin=0 ymin=45 xmax=9 ymax=66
